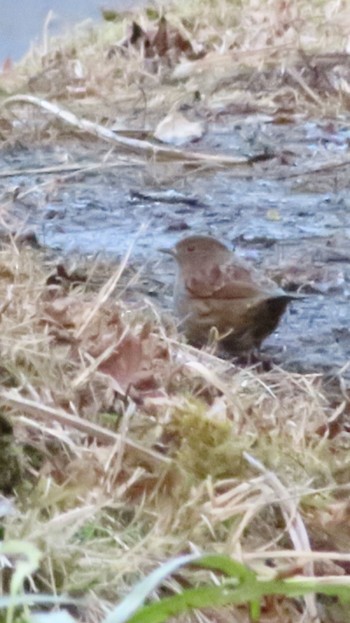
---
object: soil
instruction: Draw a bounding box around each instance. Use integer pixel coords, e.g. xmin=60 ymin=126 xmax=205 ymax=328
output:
xmin=1 ymin=115 xmax=350 ymax=380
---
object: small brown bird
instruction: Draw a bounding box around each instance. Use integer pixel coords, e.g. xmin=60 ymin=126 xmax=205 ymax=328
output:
xmin=162 ymin=235 xmax=297 ymax=353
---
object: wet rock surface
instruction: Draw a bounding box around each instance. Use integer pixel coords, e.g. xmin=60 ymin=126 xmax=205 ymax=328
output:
xmin=1 ymin=116 xmax=350 ymax=378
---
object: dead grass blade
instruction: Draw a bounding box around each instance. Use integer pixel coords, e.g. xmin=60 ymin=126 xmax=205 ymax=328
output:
xmin=244 ymin=452 xmax=319 ymax=622
xmin=1 ymin=390 xmax=170 ymax=465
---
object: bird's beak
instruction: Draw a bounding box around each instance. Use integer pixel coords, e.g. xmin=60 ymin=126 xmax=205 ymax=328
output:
xmin=159 ymin=247 xmax=176 ymax=257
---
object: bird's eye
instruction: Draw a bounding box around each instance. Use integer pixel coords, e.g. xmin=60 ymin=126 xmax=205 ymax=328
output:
xmin=187 ymin=246 xmax=195 ymax=252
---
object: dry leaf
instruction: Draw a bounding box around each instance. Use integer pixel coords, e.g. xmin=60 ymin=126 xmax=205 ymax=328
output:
xmin=121 ymin=16 xmax=197 ymax=65
xmin=99 ymin=332 xmax=143 ymax=392
xmin=154 ymin=110 xmax=205 ymax=145
xmin=99 ymin=329 xmax=168 ymax=395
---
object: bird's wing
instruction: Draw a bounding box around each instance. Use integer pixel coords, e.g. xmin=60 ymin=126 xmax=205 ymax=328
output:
xmin=186 ymin=262 xmax=283 ymax=300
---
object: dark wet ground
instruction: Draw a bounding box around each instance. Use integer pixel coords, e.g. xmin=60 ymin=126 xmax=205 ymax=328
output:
xmin=1 ymin=115 xmax=350 ymax=378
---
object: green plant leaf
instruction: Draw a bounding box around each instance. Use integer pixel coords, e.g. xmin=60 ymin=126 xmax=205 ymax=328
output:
xmin=104 ymin=553 xmax=350 ymax=623
xmin=103 ymin=553 xmax=200 ymax=623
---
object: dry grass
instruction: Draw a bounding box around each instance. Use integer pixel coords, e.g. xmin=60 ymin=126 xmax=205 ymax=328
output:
xmin=0 ymin=240 xmax=349 ymax=622
xmin=1 ymin=0 xmax=350 ymax=149
xmin=0 ymin=1 xmax=350 ymax=621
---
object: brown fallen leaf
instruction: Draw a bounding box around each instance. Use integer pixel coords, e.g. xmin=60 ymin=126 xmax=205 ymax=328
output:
xmin=99 ymin=332 xmax=143 ymax=393
xmin=119 ymin=15 xmax=200 ymax=65
xmin=99 ymin=329 xmax=169 ymax=394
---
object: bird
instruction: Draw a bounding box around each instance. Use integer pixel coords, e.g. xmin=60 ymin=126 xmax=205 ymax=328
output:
xmin=161 ymin=235 xmax=298 ymax=354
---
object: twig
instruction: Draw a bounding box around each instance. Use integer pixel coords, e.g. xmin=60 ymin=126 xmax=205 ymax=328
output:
xmin=2 ymin=94 xmax=250 ymax=167
xmin=276 ymin=157 xmax=350 ymax=180
xmin=0 ymin=158 xmax=142 ymax=179
xmin=286 ymin=67 xmax=323 ymax=106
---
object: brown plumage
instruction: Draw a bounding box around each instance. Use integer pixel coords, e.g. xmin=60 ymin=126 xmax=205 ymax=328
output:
xmin=162 ymin=235 xmax=297 ymax=353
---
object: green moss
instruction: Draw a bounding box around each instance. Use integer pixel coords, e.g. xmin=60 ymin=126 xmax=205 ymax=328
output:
xmin=170 ymin=400 xmax=252 ymax=480
xmin=0 ymin=414 xmax=23 ymax=493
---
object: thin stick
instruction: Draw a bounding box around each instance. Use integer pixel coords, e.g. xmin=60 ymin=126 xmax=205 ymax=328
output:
xmin=1 ymin=95 xmax=250 ymax=166
xmin=0 ymin=159 xmax=143 ymax=179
